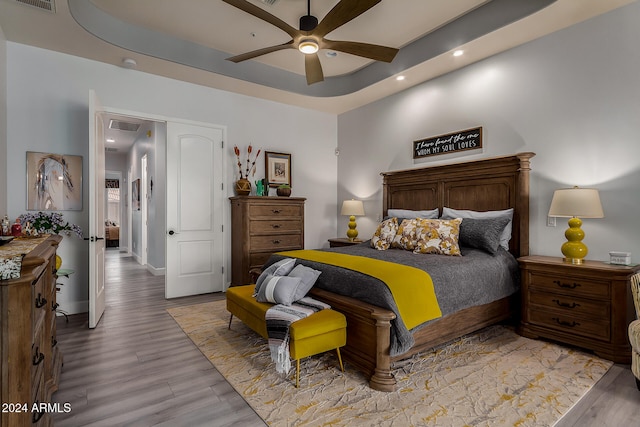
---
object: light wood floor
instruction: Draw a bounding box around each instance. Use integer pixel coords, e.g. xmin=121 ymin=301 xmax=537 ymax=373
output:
xmin=52 ymin=250 xmax=639 ymax=426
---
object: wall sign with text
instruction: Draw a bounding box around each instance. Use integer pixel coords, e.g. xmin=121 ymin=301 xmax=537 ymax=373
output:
xmin=413 ymin=127 xmax=483 ymax=159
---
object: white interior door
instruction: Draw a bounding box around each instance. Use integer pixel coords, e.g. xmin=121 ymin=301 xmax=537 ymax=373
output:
xmin=88 ymin=90 xmax=106 ymax=328
xmin=166 ymin=122 xmax=224 ymax=298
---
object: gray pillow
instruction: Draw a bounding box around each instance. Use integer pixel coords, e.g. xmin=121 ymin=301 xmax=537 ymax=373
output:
xmin=254 ymin=258 xmax=296 ymax=295
xmin=387 ymin=208 xmax=439 ymax=220
xmin=287 ymin=264 xmax=321 ymax=301
xmin=458 ymin=217 xmax=511 ymax=255
xmin=255 ymin=275 xmax=306 ymax=306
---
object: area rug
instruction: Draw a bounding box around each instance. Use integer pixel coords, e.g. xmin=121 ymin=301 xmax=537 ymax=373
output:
xmin=167 ymin=300 xmax=612 ymax=427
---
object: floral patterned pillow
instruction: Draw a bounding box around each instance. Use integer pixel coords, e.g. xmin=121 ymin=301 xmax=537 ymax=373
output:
xmin=391 ymin=218 xmax=422 ymax=251
xmin=413 ymin=218 xmax=462 ymax=256
xmin=371 ymin=217 xmax=399 ymax=250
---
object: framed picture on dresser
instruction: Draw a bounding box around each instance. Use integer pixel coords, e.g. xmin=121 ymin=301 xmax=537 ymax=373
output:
xmin=265 ymin=151 xmax=291 ymax=187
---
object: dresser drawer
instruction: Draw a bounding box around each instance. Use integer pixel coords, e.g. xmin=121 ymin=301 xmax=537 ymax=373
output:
xmin=529 ymin=291 xmax=609 ymax=319
xmin=528 ymin=272 xmax=610 ymax=299
xmin=250 ymin=219 xmax=302 ymax=234
xmin=249 ymin=203 xmax=303 ymax=218
xmin=529 ymin=308 xmax=610 ymax=341
xmin=249 ymin=252 xmax=273 ymax=271
xmin=250 ymin=234 xmax=302 ymax=252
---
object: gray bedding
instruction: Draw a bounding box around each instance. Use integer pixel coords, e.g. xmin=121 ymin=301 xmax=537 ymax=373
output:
xmin=265 ymin=241 xmax=520 ymax=356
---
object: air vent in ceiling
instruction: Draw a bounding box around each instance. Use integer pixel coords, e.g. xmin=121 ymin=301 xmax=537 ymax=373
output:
xmin=260 ymin=0 xmax=279 ymax=6
xmin=109 ymin=119 xmax=140 ymax=132
xmin=12 ymin=0 xmax=55 ymax=13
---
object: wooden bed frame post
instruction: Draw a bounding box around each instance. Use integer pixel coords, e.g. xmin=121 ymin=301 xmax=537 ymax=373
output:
xmin=370 ymin=316 xmax=396 ymax=392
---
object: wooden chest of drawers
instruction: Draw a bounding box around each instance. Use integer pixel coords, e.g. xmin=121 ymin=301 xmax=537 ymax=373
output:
xmin=230 ymin=196 xmax=305 ymax=286
xmin=518 ymin=255 xmax=640 ymax=363
xmin=0 ymin=235 xmax=62 ymax=427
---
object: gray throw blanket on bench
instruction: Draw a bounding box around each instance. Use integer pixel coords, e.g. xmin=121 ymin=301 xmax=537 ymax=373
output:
xmin=266 ymin=297 xmax=331 ymax=374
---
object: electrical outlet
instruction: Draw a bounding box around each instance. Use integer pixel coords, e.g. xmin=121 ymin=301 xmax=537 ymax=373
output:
xmin=547 ymin=216 xmax=556 ymax=227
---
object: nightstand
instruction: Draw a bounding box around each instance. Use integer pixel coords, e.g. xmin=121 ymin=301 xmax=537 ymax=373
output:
xmin=518 ymin=255 xmax=640 ymax=363
xmin=328 ymin=237 xmax=362 ymax=248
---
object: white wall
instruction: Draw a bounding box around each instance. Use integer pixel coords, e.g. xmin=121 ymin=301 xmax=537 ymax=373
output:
xmin=6 ymin=43 xmax=337 ymax=314
xmin=338 ymin=2 xmax=640 ymax=264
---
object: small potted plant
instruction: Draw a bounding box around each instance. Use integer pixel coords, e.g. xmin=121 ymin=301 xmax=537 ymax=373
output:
xmin=276 ymin=184 xmax=291 ymax=197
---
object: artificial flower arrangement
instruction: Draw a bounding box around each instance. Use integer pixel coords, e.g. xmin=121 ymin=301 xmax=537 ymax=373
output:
xmin=18 ymin=211 xmax=83 ymax=239
xmin=234 ymin=144 xmax=261 ymax=180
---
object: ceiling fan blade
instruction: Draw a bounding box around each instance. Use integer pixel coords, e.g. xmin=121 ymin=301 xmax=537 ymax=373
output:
xmin=314 ymin=0 xmax=381 ymax=37
xmin=227 ymin=41 xmax=294 ymax=63
xmin=222 ymin=0 xmax=299 ymax=39
xmin=305 ymin=53 xmax=324 ymax=85
xmin=323 ymin=40 xmax=398 ymax=62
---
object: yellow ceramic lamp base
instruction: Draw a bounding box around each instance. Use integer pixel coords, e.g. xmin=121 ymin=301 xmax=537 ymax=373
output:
xmin=346 ymin=215 xmax=359 ymax=241
xmin=561 ymin=217 xmax=588 ymax=264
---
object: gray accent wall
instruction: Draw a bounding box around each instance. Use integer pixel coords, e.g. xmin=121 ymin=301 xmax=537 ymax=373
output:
xmin=337 ymin=2 xmax=640 ymax=263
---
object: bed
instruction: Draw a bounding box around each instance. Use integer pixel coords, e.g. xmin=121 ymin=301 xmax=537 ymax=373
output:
xmin=264 ymin=153 xmax=535 ymax=391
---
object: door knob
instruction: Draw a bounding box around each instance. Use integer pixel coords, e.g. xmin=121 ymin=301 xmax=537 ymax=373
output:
xmin=168 ymin=230 xmax=179 ymax=235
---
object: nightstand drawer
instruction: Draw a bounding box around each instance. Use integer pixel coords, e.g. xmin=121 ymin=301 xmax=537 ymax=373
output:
xmin=250 ymin=234 xmax=302 ymax=251
xmin=529 ymin=309 xmax=610 ymax=341
xmin=529 ymin=291 xmax=609 ymax=319
xmin=528 ymin=272 xmax=610 ymax=299
xmin=250 ymin=219 xmax=302 ymax=234
xmin=249 ymin=204 xmax=303 ymax=218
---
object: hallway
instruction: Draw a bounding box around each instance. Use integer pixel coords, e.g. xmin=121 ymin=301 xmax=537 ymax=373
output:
xmin=52 ymin=250 xmax=265 ymax=426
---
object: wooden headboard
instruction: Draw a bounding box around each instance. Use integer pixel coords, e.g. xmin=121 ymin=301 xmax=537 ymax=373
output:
xmin=381 ymin=152 xmax=535 ymax=258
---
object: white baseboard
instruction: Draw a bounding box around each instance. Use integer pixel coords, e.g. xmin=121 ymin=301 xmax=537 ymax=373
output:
xmin=147 ymin=264 xmax=165 ymax=276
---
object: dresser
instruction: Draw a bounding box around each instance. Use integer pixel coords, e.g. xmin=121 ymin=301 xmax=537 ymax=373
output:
xmin=518 ymin=255 xmax=640 ymax=363
xmin=230 ymin=196 xmax=305 ymax=286
xmin=0 ymin=234 xmax=62 ymax=427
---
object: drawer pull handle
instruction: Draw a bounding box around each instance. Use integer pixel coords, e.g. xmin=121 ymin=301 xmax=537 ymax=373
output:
xmin=272 ymin=239 xmax=281 ymax=244
xmin=52 ymin=302 xmax=60 ymax=311
xmin=272 ymin=209 xmax=282 ymax=214
xmin=32 ymin=402 xmax=45 ymax=423
xmin=552 ymin=318 xmax=580 ymax=328
xmin=552 ymin=299 xmax=580 ymax=309
xmin=32 ymin=347 xmax=45 ymax=366
xmin=52 ymin=337 xmax=58 ymax=348
xmin=35 ymin=293 xmax=47 ymax=309
xmin=272 ymin=224 xmax=281 ymax=229
xmin=553 ymin=280 xmax=581 ymax=289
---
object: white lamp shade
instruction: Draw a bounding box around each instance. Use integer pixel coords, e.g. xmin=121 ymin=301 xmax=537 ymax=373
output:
xmin=341 ymin=200 xmax=365 ymax=216
xmin=548 ymin=187 xmax=604 ymax=218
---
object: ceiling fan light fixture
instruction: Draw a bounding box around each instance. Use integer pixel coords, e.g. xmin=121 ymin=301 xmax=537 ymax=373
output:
xmin=299 ymin=39 xmax=319 ymax=54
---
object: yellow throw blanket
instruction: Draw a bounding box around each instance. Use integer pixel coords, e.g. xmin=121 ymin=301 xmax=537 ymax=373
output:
xmin=277 ymin=250 xmax=441 ymax=329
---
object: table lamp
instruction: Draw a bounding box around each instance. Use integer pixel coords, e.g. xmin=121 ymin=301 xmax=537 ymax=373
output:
xmin=341 ymin=200 xmax=365 ymax=241
xmin=548 ymin=186 xmax=604 ymax=264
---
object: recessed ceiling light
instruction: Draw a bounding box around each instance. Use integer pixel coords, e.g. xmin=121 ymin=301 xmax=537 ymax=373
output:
xmin=453 ymin=50 xmax=464 ymax=57
xmin=121 ymin=58 xmax=137 ymax=69
xmin=106 ymin=138 xmax=115 ymax=143
xmin=396 ymin=76 xmax=406 ymax=81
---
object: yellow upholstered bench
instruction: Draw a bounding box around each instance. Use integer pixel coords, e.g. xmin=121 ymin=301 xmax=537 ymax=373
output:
xmin=226 ymin=284 xmax=346 ymax=387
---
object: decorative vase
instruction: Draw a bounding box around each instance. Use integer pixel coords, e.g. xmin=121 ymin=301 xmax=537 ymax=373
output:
xmin=55 ymin=254 xmax=62 ymax=270
xmin=276 ymin=187 xmax=291 ymax=197
xmin=235 ymin=178 xmax=251 ymax=196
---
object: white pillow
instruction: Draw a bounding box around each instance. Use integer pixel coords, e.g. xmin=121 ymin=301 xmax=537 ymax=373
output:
xmin=387 ymin=208 xmax=439 ymax=220
xmin=441 ymin=207 xmax=514 ymax=250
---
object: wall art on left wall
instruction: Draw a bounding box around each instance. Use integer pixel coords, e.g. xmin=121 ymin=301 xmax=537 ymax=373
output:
xmin=26 ymin=151 xmax=83 ymax=211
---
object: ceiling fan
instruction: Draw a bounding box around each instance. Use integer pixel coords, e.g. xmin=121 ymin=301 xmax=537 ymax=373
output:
xmin=222 ymin=0 xmax=399 ymax=85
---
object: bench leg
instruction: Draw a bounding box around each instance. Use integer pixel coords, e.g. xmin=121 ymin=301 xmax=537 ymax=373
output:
xmin=295 ymin=359 xmax=300 ymax=388
xmin=228 ymin=314 xmax=233 ymax=330
xmin=336 ymin=348 xmax=344 ymax=372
